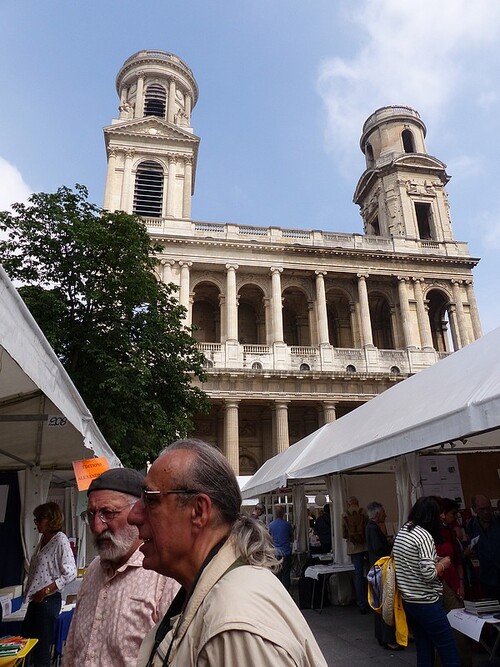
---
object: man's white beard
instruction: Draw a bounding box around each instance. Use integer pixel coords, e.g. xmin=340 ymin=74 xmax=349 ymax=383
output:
xmin=94 ymin=523 xmax=139 ymax=563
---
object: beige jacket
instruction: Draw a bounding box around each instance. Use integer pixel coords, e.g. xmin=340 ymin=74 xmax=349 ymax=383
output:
xmin=136 ymin=537 xmax=327 ymax=667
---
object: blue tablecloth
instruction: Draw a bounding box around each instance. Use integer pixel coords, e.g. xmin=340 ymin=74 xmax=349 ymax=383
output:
xmin=0 ymin=607 xmax=74 ymax=655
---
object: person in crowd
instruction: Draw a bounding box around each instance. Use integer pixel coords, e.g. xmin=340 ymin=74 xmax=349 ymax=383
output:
xmin=62 ymin=469 xmax=179 ymax=667
xmin=392 ymin=496 xmax=460 ymax=667
xmin=22 ymin=502 xmax=77 ymax=667
xmin=268 ymin=504 xmax=294 ymax=592
xmin=129 ymin=439 xmax=328 ymax=667
xmin=314 ymin=503 xmax=332 ymax=554
xmin=435 ymin=497 xmax=472 ymax=667
xmin=366 ymin=501 xmax=402 ymax=651
xmin=466 ymin=494 xmax=500 ymax=600
xmin=251 ymin=502 xmax=265 ymax=522
xmin=342 ymin=496 xmax=369 ymax=615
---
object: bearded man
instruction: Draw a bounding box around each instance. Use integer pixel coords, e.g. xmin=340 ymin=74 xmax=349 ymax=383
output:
xmin=62 ymin=469 xmax=179 ymax=667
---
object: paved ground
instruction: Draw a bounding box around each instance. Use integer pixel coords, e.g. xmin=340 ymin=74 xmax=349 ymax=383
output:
xmin=300 ymin=598 xmax=493 ymax=666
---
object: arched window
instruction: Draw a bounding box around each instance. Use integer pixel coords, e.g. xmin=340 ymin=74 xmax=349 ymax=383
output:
xmin=251 ymin=361 xmax=263 ymax=370
xmin=402 ymin=129 xmax=415 ymax=153
xmin=133 ymin=161 xmax=164 ymax=218
xmin=346 ymin=364 xmax=357 ymax=373
xmin=390 ymin=366 xmax=401 ymax=374
xmin=366 ymin=143 xmax=375 ymax=167
xmin=299 ymin=363 xmax=310 ymax=371
xmin=144 ymin=84 xmax=166 ymax=118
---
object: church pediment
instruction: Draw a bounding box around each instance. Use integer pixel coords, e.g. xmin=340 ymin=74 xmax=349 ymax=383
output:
xmin=392 ymin=153 xmax=446 ymax=171
xmin=103 ymin=117 xmax=200 ymax=144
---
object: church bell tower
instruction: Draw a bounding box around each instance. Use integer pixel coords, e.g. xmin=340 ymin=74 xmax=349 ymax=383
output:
xmin=354 ymin=106 xmax=454 ymax=242
xmin=103 ymin=50 xmax=199 ymax=220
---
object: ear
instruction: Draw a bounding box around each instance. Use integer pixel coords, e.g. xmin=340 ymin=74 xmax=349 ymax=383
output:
xmin=190 ymin=493 xmax=212 ymax=531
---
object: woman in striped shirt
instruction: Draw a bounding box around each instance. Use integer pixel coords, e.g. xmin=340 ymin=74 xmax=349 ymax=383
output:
xmin=392 ymin=496 xmax=460 ymax=667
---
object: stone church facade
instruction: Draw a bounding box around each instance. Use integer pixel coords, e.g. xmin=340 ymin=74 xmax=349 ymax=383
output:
xmin=102 ymin=50 xmax=481 ymax=474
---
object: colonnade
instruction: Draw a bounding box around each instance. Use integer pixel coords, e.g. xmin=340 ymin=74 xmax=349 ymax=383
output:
xmin=222 ymin=399 xmax=338 ymax=474
xmin=163 ymin=262 xmax=481 ymax=351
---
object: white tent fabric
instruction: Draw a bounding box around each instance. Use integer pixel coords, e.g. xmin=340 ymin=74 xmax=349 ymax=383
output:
xmin=0 ymin=265 xmax=121 ymax=471
xmin=292 ymin=484 xmax=308 ymax=552
xmin=18 ymin=467 xmax=53 ymax=571
xmin=394 ymin=453 xmax=423 ymax=526
xmin=242 ymin=327 xmax=500 ymax=499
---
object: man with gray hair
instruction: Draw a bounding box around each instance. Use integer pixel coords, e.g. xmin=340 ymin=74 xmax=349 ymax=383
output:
xmin=130 ymin=439 xmax=327 ymax=666
xmin=62 ymin=468 xmax=179 ymax=667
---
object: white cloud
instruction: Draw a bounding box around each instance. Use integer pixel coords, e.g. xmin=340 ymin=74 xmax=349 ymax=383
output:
xmin=0 ymin=157 xmax=32 ymax=211
xmin=318 ymin=0 xmax=500 ymax=175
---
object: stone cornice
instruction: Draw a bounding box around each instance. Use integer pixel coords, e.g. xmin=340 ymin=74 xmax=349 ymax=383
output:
xmin=151 ymin=235 xmax=479 ymax=269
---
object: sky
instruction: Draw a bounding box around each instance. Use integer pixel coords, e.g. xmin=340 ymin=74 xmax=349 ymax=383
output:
xmin=1 ymin=0 xmax=499 ymax=333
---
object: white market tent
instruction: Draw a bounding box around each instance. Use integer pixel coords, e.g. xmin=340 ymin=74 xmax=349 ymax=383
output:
xmin=0 ymin=265 xmax=121 ymax=567
xmin=241 ymin=327 xmax=500 ymax=559
xmin=0 ymin=265 xmax=121 ymax=471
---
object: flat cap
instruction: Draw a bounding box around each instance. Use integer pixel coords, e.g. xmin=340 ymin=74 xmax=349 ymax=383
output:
xmin=87 ymin=468 xmax=144 ymax=498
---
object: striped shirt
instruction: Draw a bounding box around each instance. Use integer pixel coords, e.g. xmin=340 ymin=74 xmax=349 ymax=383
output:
xmin=392 ymin=523 xmax=441 ymax=603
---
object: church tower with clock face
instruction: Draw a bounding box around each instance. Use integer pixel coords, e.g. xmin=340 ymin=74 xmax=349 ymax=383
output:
xmin=102 ymin=51 xmax=482 ymax=476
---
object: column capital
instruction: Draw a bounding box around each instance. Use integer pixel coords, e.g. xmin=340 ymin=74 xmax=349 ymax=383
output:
xmin=464 ymin=279 xmax=473 ymax=287
xmin=160 ymin=259 xmax=175 ymax=266
xmin=357 ymin=272 xmax=369 ymax=280
xmin=179 ymin=261 xmax=192 ymax=268
xmin=274 ymin=400 xmax=290 ymax=407
xmin=136 ymin=71 xmax=146 ymax=79
xmin=108 ymin=148 xmax=118 ymax=159
xmin=451 ymin=279 xmax=463 ymax=286
xmin=412 ymin=276 xmax=425 ymax=284
xmin=396 ymin=275 xmax=410 ymax=283
xmin=184 ymin=155 xmax=193 ymax=166
xmin=224 ymin=399 xmax=240 ymax=407
xmin=225 ymin=263 xmax=239 ymax=272
xmin=167 ymin=153 xmax=178 ymax=165
xmin=315 ymin=270 xmax=327 ymax=278
xmin=125 ymin=148 xmax=135 ymax=159
xmin=270 ymin=266 xmax=283 ymax=275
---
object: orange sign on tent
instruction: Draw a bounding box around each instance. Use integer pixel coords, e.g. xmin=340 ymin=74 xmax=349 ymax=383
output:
xmin=72 ymin=457 xmax=110 ymax=491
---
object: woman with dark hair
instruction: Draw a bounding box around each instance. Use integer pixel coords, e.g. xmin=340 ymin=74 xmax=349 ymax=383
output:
xmin=435 ymin=498 xmax=472 ymax=666
xmin=392 ymin=496 xmax=460 ymax=666
xmin=22 ymin=502 xmax=76 ymax=667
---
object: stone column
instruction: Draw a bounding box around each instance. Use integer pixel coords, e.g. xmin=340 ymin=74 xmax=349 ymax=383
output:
xmin=397 ymin=276 xmax=415 ymax=348
xmin=182 ymin=157 xmax=193 ymax=219
xmin=270 ymin=267 xmax=284 ymax=343
xmin=224 ymin=400 xmax=240 ymax=473
xmin=218 ymin=294 xmax=227 ymax=342
xmin=275 ymin=401 xmax=290 ymax=454
xmin=178 ymin=261 xmax=192 ymax=319
xmin=135 ymin=73 xmax=145 ymax=118
xmin=448 ymin=305 xmax=460 ymax=351
xmin=225 ymin=264 xmax=239 ymax=342
xmin=166 ymin=155 xmax=177 ymax=217
xmin=464 ymin=280 xmax=482 ymax=340
xmin=263 ymin=297 xmax=272 ymax=345
xmin=451 ymin=280 xmax=469 ymax=347
xmin=323 ymin=402 xmax=337 ymax=424
xmin=160 ymin=259 xmax=175 ymax=285
xmin=413 ymin=278 xmax=434 ymax=349
xmin=167 ymin=78 xmax=176 ymax=123
xmin=120 ymin=149 xmax=135 ymax=212
xmin=315 ymin=271 xmax=330 ymax=345
xmin=185 ymin=94 xmax=192 ymax=123
xmin=103 ymin=148 xmax=117 ymax=211
xmin=349 ymin=302 xmax=359 ymax=348
xmin=357 ymin=274 xmax=373 ymax=347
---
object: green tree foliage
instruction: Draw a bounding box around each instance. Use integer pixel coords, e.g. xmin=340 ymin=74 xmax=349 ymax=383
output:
xmin=0 ymin=185 xmax=209 ymax=468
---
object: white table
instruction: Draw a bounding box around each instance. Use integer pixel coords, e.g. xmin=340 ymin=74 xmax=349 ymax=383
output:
xmin=448 ymin=608 xmax=500 ymax=658
xmin=304 ymin=563 xmax=355 ymax=612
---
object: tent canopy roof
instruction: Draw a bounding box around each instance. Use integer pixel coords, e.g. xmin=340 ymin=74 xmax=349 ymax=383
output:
xmin=242 ymin=328 xmax=500 ymax=498
xmin=0 ymin=266 xmax=121 ymax=472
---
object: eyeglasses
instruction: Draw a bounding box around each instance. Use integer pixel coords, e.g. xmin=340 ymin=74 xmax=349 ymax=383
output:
xmin=141 ymin=488 xmax=199 ymax=507
xmin=80 ymin=503 xmax=135 ymax=525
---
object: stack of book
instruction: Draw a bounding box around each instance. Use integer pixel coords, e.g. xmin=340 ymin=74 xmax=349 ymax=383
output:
xmin=463 ymin=599 xmax=500 ymax=616
xmin=0 ymin=636 xmax=27 ymax=657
